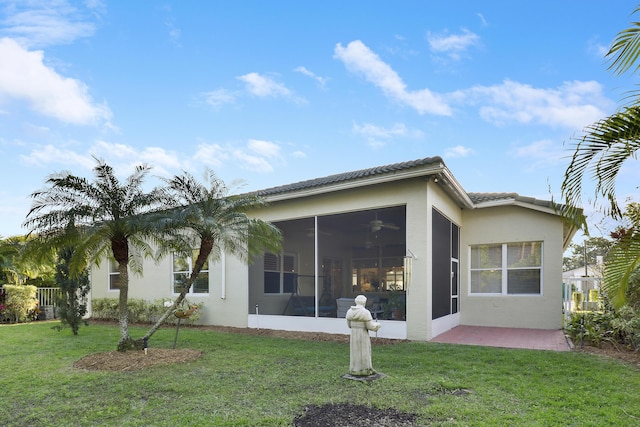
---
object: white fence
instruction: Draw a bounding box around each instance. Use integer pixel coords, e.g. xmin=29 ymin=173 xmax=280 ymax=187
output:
xmin=37 ymin=287 xmax=61 ymax=307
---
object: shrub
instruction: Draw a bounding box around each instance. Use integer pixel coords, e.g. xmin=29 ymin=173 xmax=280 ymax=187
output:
xmin=565 ymin=306 xmax=640 ymax=350
xmin=54 ymin=247 xmax=90 ymax=335
xmin=90 ymin=298 xmax=203 ymax=325
xmin=3 ymin=285 xmax=39 ymax=323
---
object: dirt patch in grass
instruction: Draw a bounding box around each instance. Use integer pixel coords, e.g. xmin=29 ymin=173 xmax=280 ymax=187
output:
xmin=74 ymin=348 xmax=203 ymax=371
xmin=293 ymin=403 xmax=417 ymax=427
xmin=574 ymin=342 xmax=640 ymax=368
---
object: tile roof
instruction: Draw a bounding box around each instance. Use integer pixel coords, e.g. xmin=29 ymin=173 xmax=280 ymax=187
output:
xmin=253 ymin=156 xmax=556 ymax=211
xmin=468 ymin=192 xmax=556 ymax=210
xmin=254 ymin=156 xmax=444 ymax=197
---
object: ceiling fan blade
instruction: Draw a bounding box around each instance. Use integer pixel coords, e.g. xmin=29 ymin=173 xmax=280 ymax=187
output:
xmin=382 ymin=223 xmax=400 ymax=230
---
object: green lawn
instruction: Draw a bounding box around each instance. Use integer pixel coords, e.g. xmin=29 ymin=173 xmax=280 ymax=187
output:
xmin=1 ymin=322 xmax=639 ymax=426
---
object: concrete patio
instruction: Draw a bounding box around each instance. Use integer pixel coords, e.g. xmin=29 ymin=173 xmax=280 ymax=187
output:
xmin=430 ymin=325 xmax=571 ymax=351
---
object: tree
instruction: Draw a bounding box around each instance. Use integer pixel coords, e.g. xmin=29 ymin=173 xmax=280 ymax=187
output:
xmin=54 ymin=246 xmax=90 ymax=335
xmin=561 ymin=5 xmax=640 ymax=307
xmin=0 ymin=237 xmax=21 ymax=284
xmin=0 ymin=236 xmax=55 ymax=286
xmin=23 ymin=159 xmax=165 ymax=350
xmin=140 ymin=169 xmax=282 ymax=344
xmin=603 ymin=202 xmax=640 ymax=307
xmin=563 ymin=236 xmax=613 ymax=273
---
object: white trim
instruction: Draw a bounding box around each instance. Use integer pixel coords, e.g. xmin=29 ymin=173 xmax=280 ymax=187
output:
xmin=247 ymin=315 xmax=407 ymax=340
xmin=431 ymin=312 xmax=460 ymax=339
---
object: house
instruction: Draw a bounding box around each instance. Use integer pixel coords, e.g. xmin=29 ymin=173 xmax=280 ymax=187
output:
xmin=89 ymin=156 xmax=579 ymax=341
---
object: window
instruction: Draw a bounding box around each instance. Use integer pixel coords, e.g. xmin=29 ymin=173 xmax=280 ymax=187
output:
xmin=172 ymin=252 xmax=209 ymax=294
xmin=264 ymin=252 xmax=296 ymax=294
xmin=470 ymin=242 xmax=542 ymax=295
xmin=108 ymin=259 xmax=120 ymax=290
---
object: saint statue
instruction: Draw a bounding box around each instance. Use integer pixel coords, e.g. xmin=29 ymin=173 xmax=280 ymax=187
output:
xmin=345 ymin=294 xmax=382 ymax=376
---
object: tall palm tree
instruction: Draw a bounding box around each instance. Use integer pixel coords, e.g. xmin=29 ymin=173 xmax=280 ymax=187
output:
xmin=23 ymin=159 xmax=165 ymax=350
xmin=562 ymin=5 xmax=640 ymax=307
xmin=140 ymin=169 xmax=282 ymax=343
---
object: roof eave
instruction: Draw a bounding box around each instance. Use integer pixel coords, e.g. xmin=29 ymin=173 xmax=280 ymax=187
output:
xmin=263 ymin=162 xmax=447 ymax=203
xmin=435 ymin=168 xmax=475 ymax=209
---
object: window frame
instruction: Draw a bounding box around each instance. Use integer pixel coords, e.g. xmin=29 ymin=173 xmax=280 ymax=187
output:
xmin=172 ymin=252 xmax=210 ymax=295
xmin=108 ymin=259 xmax=120 ymax=291
xmin=469 ymin=241 xmax=543 ymax=296
xmin=263 ymin=252 xmax=297 ymax=295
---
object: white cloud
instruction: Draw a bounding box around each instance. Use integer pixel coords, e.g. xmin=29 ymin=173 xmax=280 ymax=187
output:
xmin=457 ymin=79 xmax=613 ymax=129
xmin=236 ymin=72 xmax=306 ymax=104
xmin=445 ymin=145 xmax=475 ymax=158
xmin=20 ymin=144 xmax=94 ymax=169
xmin=477 ymin=13 xmax=488 ymax=27
xmin=0 ymin=37 xmax=112 ymax=125
xmin=352 ymin=121 xmax=423 ymax=148
xmin=231 ymin=149 xmax=275 ymax=173
xmin=195 ymin=138 xmax=285 ymax=173
xmin=238 ymin=72 xmax=292 ymax=97
xmin=201 ymin=89 xmax=237 ymax=109
xmin=334 ymin=40 xmax=452 ymax=116
xmin=509 ymin=139 xmax=567 ymax=171
xmin=22 ymin=140 xmax=185 ymax=178
xmin=247 ymin=139 xmax=281 ymax=158
xmin=194 ymin=143 xmax=229 ymax=168
xmin=587 ymin=36 xmax=608 ymax=59
xmin=0 ymin=0 xmax=99 ymax=48
xmin=294 ymin=66 xmax=328 ymax=87
xmin=427 ymin=29 xmax=480 ymax=59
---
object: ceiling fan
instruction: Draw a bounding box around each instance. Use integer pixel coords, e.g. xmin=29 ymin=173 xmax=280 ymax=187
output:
xmin=306 ymin=228 xmax=332 ymax=238
xmin=362 ymin=212 xmax=399 ymax=232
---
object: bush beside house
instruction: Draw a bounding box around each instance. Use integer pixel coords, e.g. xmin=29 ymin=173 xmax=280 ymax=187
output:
xmin=2 ymin=285 xmax=38 ymax=323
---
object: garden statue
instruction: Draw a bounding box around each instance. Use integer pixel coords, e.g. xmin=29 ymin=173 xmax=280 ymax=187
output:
xmin=345 ymin=294 xmax=382 ymax=377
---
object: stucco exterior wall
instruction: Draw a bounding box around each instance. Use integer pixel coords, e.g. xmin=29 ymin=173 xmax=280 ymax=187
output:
xmin=405 ymin=180 xmax=463 ymax=341
xmin=460 ymin=205 xmax=564 ymax=330
xmin=90 ymin=251 xmax=249 ymax=328
xmin=88 ymin=174 xmax=566 ymax=338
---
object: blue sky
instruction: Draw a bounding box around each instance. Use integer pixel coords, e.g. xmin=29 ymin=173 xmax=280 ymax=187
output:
xmin=0 ymin=1 xmax=638 ymax=239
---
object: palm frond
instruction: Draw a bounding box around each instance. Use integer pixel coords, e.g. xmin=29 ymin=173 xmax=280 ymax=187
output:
xmin=607 ymin=7 xmax=640 ymax=76
xmin=603 ymin=231 xmax=640 ymax=308
xmin=561 ymin=106 xmax=640 ymax=224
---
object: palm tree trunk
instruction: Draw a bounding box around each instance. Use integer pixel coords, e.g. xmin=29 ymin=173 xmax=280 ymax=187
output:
xmin=116 ymin=264 xmax=132 ymax=350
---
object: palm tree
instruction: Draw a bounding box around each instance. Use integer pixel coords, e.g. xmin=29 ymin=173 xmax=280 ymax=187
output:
xmin=0 ymin=237 xmax=21 ymax=284
xmin=561 ymin=5 xmax=640 ymax=307
xmin=140 ymin=169 xmax=282 ymax=343
xmin=23 ymin=159 xmax=165 ymax=350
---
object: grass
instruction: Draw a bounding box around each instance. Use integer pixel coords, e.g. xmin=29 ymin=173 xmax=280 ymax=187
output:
xmin=1 ymin=322 xmax=640 ymax=426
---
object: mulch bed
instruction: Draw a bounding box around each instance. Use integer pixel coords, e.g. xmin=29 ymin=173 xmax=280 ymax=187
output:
xmin=73 ymin=348 xmax=203 ymax=371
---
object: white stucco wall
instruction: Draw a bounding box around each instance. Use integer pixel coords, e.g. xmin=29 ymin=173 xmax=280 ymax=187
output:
xmin=460 ymin=205 xmax=564 ymax=330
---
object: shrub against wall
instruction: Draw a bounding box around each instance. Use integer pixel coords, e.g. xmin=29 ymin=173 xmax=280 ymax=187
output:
xmin=91 ymin=298 xmax=203 ymax=325
xmin=3 ymin=285 xmax=38 ymax=323
xmin=566 ymin=306 xmax=640 ymax=350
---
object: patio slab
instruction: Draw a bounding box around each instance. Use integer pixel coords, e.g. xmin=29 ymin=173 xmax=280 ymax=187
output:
xmin=430 ymin=325 xmax=571 ymax=351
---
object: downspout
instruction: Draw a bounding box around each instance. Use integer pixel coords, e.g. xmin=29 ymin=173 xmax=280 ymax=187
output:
xmin=221 ymin=251 xmax=226 ymax=300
